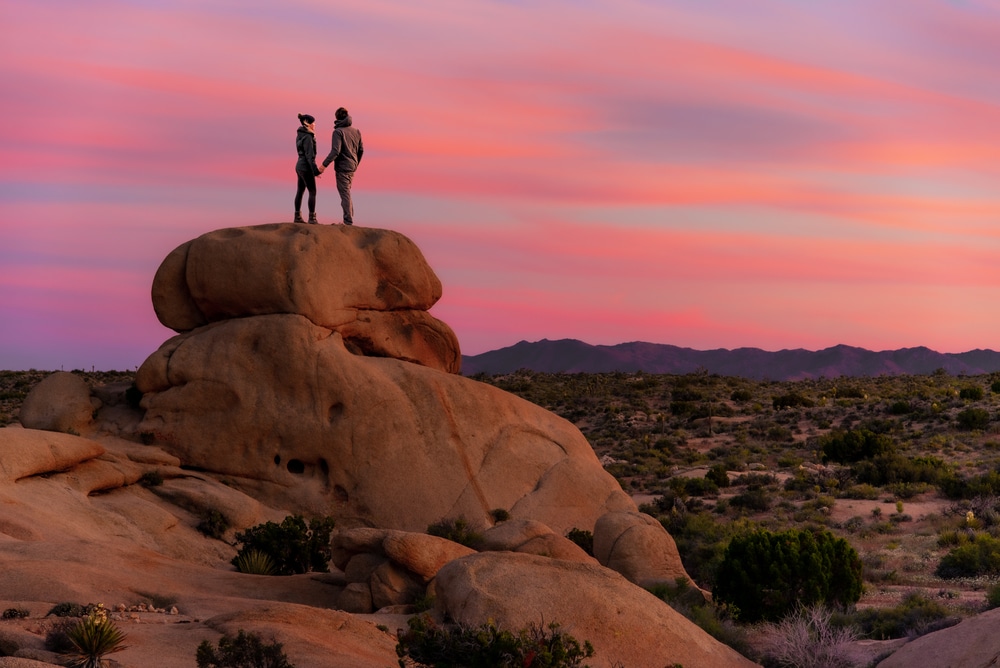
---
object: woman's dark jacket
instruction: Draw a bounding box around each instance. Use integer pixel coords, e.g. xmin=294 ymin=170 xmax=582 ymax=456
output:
xmin=296 ymin=126 xmax=320 ymax=176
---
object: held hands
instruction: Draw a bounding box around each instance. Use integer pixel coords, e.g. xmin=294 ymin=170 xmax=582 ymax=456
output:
xmin=317 ymin=164 xmax=326 ymax=174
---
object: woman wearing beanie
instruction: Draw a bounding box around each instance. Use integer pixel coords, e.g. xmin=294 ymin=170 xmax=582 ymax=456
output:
xmin=294 ymin=113 xmax=325 ymax=224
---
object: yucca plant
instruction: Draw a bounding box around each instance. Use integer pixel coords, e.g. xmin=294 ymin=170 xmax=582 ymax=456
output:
xmin=234 ymin=548 xmax=277 ymax=575
xmin=64 ymin=604 xmax=128 ymax=668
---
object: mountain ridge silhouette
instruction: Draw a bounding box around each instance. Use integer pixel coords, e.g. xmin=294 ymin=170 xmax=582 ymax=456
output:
xmin=461 ymin=339 xmax=1000 ymax=380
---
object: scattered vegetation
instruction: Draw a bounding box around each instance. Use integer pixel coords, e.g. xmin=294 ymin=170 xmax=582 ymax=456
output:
xmin=231 ymin=515 xmax=335 ymax=576
xmin=13 ymin=367 xmax=1000 ymax=659
xmin=426 ymin=516 xmax=483 ymax=549
xmin=196 ymin=629 xmax=295 ymax=668
xmin=395 ymin=615 xmax=596 ymax=668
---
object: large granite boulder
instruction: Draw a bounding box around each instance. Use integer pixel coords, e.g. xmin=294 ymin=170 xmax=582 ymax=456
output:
xmin=434 ymin=552 xmax=759 ymax=668
xmin=594 ymin=510 xmax=692 ymax=587
xmin=136 ymin=313 xmax=635 ymax=533
xmin=151 ymin=224 xmax=459 ymax=373
xmin=18 ymin=371 xmax=99 ymax=434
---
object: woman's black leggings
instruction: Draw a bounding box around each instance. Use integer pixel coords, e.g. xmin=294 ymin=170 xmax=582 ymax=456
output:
xmin=295 ymin=168 xmax=317 ymax=214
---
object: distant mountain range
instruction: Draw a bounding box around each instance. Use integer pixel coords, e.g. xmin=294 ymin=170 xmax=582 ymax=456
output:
xmin=460 ymin=339 xmax=1000 ymax=381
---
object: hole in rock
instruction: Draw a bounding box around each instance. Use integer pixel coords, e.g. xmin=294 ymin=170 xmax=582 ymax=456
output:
xmin=334 ymin=485 xmax=349 ymax=503
xmin=274 ymin=455 xmax=281 ymax=466
xmin=319 ymin=458 xmax=329 ymax=476
xmin=328 ymin=403 xmax=344 ymax=422
xmin=286 ymin=459 xmax=305 ymax=475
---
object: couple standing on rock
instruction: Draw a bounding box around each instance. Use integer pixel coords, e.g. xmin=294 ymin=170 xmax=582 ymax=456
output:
xmin=294 ymin=108 xmax=364 ymax=225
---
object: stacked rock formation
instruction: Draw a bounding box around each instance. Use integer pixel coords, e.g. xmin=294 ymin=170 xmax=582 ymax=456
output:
xmin=137 ymin=224 xmax=643 ymax=536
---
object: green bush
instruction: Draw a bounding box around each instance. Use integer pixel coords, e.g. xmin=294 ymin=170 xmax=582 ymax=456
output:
xmin=197 ymin=509 xmax=230 ymax=539
xmin=47 ymin=602 xmax=87 ymax=617
xmin=566 ymin=528 xmax=594 ymax=556
xmin=197 ymin=629 xmax=295 ymax=668
xmin=957 ymin=407 xmax=990 ymax=430
xmin=1 ymin=607 xmax=28 ymax=620
xmin=713 ymin=528 xmax=863 ymax=623
xmin=729 ymin=487 xmax=772 ymax=512
xmin=959 ymin=386 xmax=985 ymax=400
xmin=670 ymin=476 xmax=718 ymax=497
xmin=986 ymin=583 xmax=1000 ymax=609
xmin=231 ymin=515 xmax=334 ymax=576
xmin=853 ymin=454 xmax=948 ymax=487
xmin=773 ymin=393 xmax=815 ymax=409
xmin=730 ymin=389 xmax=753 ymax=402
xmin=821 ymin=428 xmax=894 ymax=463
xmin=427 ymin=517 xmax=484 ymax=549
xmin=705 ymin=464 xmax=730 ymax=488
xmin=936 ymin=533 xmax=1000 ymax=578
xmin=395 ymin=615 xmax=595 ymax=668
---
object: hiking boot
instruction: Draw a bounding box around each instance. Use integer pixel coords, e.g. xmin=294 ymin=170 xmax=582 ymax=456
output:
xmin=293 ymin=212 xmax=305 ymax=223
xmin=308 ymin=213 xmax=318 ymax=224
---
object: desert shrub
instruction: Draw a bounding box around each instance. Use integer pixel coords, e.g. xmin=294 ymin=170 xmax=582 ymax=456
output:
xmin=196 ymin=629 xmax=295 ymax=668
xmin=197 ymin=509 xmax=230 ymax=539
xmin=489 ymin=508 xmax=511 ymax=523
xmin=853 ymin=454 xmax=948 ymax=487
xmin=733 ymin=472 xmax=778 ymax=488
xmin=705 ymin=464 xmax=730 ymax=488
xmin=986 ymin=583 xmax=1000 ymax=609
xmin=395 ymin=615 xmax=595 ymax=668
xmin=231 ymin=515 xmax=334 ymax=576
xmin=821 ymin=428 xmax=894 ymax=464
xmin=847 ymin=592 xmax=958 ymax=639
xmin=957 ymin=407 xmax=991 ymax=430
xmin=63 ymin=603 xmax=128 ymax=668
xmin=936 ymin=533 xmax=1000 ymax=578
xmin=755 ymin=605 xmax=858 ymax=668
xmin=888 ymin=400 xmax=912 ymax=415
xmin=959 ymin=386 xmax=985 ymax=400
xmin=713 ymin=528 xmax=863 ymax=623
xmin=773 ymin=393 xmax=814 ymax=410
xmin=566 ymin=528 xmax=594 ymax=556
xmin=835 ymin=385 xmax=866 ymax=399
xmin=992 ymin=380 xmax=1000 ymax=393
xmin=427 ymin=517 xmax=483 ymax=549
xmin=47 ymin=602 xmax=86 ymax=618
xmin=940 ymin=470 xmax=1000 ymax=500
xmin=670 ymin=475 xmax=718 ymax=497
xmin=729 ymin=487 xmax=772 ymax=512
xmin=841 ymin=483 xmax=880 ymax=500
xmin=1 ymin=608 xmax=28 ymax=620
xmin=731 ymin=389 xmax=753 ymax=402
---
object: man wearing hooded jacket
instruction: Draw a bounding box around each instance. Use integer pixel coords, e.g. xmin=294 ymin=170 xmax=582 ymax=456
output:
xmin=322 ymin=107 xmax=364 ymax=226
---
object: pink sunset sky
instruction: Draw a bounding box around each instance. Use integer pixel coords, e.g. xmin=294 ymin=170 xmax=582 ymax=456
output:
xmin=3 ymin=0 xmax=1000 ymax=371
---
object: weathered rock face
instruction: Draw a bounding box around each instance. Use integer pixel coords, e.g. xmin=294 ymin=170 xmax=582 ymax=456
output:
xmin=151 ymin=224 xmax=460 ymax=373
xmin=434 ymin=552 xmax=759 ymax=668
xmin=136 ymin=313 xmax=635 ymax=533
